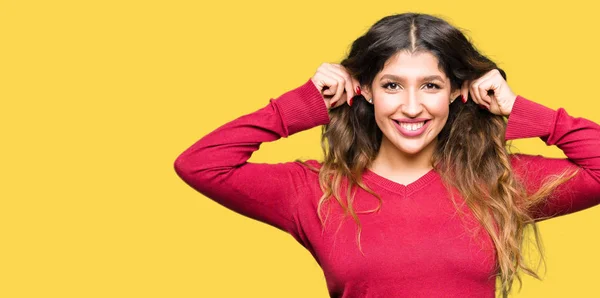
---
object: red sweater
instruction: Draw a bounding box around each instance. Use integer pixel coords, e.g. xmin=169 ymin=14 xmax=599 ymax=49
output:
xmin=174 ymin=79 xmax=600 ymax=297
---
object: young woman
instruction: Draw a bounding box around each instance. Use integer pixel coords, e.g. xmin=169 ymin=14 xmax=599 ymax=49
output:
xmin=174 ymin=13 xmax=600 ymax=297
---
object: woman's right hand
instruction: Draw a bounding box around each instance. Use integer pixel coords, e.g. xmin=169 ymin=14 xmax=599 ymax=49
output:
xmin=311 ymin=63 xmax=360 ymax=110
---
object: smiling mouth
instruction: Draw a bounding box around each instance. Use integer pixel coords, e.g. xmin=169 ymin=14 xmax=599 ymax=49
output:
xmin=393 ymin=120 xmax=429 ymax=131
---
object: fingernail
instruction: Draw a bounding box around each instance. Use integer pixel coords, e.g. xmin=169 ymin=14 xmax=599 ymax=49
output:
xmin=355 ymin=85 xmax=361 ymax=96
xmin=349 ymin=97 xmax=353 ymax=106
xmin=462 ymin=95 xmax=466 ymax=103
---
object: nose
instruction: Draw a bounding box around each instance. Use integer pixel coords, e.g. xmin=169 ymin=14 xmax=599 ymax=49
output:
xmin=400 ymin=89 xmax=423 ymax=117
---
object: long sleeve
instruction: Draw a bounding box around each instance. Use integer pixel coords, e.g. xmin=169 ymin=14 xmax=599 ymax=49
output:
xmin=173 ymin=79 xmax=330 ymax=234
xmin=506 ymin=96 xmax=600 ymax=221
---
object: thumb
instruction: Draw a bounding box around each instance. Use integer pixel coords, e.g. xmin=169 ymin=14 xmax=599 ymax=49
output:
xmin=322 ymin=87 xmax=336 ymax=96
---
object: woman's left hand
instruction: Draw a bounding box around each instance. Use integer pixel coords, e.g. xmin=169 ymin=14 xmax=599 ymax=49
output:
xmin=460 ymin=69 xmax=517 ymax=116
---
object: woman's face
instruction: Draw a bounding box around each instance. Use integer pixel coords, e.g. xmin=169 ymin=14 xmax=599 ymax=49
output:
xmin=365 ymin=51 xmax=459 ymax=158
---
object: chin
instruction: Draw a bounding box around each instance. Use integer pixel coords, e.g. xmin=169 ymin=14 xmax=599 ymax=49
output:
xmin=396 ymin=145 xmax=425 ymax=156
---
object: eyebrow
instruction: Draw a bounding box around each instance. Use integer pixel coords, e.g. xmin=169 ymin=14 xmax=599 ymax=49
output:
xmin=380 ymin=74 xmax=445 ymax=82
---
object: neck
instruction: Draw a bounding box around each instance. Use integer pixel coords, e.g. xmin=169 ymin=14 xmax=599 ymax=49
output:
xmin=370 ymin=137 xmax=436 ymax=175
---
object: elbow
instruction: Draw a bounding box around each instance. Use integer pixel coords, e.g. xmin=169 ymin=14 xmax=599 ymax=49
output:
xmin=173 ymin=151 xmax=197 ymax=183
xmin=173 ymin=150 xmax=217 ymax=191
xmin=174 ymin=152 xmax=222 ymax=198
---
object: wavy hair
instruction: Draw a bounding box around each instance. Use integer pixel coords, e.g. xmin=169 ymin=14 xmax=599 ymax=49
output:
xmin=299 ymin=13 xmax=577 ymax=297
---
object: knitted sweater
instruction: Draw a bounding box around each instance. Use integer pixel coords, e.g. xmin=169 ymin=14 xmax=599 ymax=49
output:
xmin=174 ymin=79 xmax=600 ymax=297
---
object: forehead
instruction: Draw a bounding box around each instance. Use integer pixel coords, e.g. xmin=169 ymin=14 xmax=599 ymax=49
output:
xmin=378 ymin=51 xmax=447 ymax=79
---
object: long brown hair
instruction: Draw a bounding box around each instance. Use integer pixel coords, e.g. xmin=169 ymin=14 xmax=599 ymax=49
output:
xmin=300 ymin=13 xmax=577 ymax=297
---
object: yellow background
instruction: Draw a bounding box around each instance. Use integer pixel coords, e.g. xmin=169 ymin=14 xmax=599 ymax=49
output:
xmin=2 ymin=0 xmax=600 ymax=297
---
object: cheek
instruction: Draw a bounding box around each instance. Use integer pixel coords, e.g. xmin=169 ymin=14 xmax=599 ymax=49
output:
xmin=427 ymin=96 xmax=451 ymax=118
xmin=433 ymin=105 xmax=450 ymax=119
xmin=373 ymin=97 xmax=396 ymax=116
xmin=373 ymin=108 xmax=392 ymax=135
xmin=373 ymin=108 xmax=386 ymax=129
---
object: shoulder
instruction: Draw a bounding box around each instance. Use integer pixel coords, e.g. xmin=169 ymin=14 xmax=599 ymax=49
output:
xmin=299 ymin=159 xmax=323 ymax=169
xmin=292 ymin=159 xmax=323 ymax=179
xmin=510 ymin=153 xmax=575 ymax=171
xmin=275 ymin=158 xmax=322 ymax=177
xmin=509 ymin=153 xmax=542 ymax=168
xmin=509 ymin=153 xmax=577 ymax=185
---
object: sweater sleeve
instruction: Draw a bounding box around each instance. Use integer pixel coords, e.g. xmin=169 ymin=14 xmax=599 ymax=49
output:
xmin=173 ymin=78 xmax=330 ymax=234
xmin=506 ymin=96 xmax=600 ymax=221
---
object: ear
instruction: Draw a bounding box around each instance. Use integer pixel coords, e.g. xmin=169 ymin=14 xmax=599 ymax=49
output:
xmin=450 ymin=89 xmax=461 ymax=104
xmin=361 ymin=84 xmax=373 ymax=104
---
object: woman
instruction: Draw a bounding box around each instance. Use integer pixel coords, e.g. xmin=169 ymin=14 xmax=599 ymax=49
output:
xmin=174 ymin=13 xmax=600 ymax=297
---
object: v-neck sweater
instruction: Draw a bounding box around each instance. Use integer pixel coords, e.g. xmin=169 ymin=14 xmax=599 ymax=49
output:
xmin=174 ymin=79 xmax=600 ymax=297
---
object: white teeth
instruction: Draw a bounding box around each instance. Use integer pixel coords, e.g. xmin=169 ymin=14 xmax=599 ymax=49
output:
xmin=399 ymin=121 xmax=424 ymax=131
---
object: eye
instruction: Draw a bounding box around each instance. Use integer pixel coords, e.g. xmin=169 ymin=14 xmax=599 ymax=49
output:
xmin=382 ymin=82 xmax=401 ymax=90
xmin=423 ymin=83 xmax=441 ymax=89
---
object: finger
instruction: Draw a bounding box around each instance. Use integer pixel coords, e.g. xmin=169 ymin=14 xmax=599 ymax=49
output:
xmin=469 ymin=80 xmax=481 ymax=105
xmin=323 ymin=87 xmax=335 ymax=96
xmin=343 ymin=75 xmax=354 ymax=104
xmin=313 ymin=66 xmax=334 ymax=94
xmin=329 ymin=64 xmax=355 ymax=101
xmin=477 ymin=78 xmax=494 ymax=107
xmin=353 ymin=78 xmax=360 ymax=96
xmin=332 ymin=78 xmax=346 ymax=104
xmin=473 ymin=80 xmax=491 ymax=110
xmin=320 ymin=68 xmax=346 ymax=104
xmin=315 ymin=74 xmax=338 ymax=96
xmin=475 ymin=69 xmax=498 ymax=84
xmin=320 ymin=77 xmax=338 ymax=96
xmin=470 ymin=69 xmax=503 ymax=110
xmin=461 ymin=80 xmax=469 ymax=103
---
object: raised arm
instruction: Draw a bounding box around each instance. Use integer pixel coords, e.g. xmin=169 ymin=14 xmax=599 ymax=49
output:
xmin=173 ymin=79 xmax=330 ymax=234
xmin=461 ymin=69 xmax=600 ymax=221
xmin=506 ymin=96 xmax=600 ymax=221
